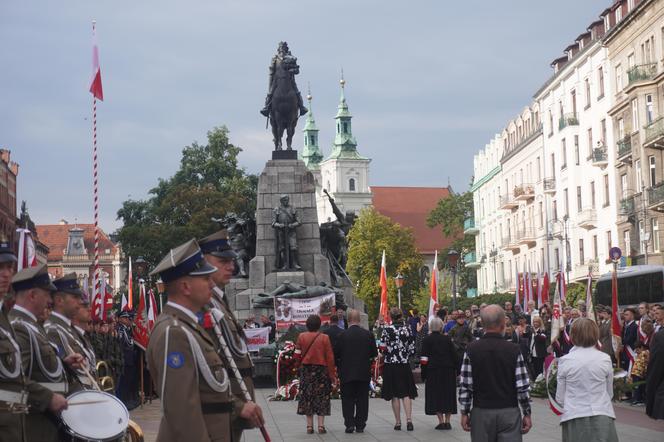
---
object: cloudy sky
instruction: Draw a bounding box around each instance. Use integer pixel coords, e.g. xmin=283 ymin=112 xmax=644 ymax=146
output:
xmin=2 ymin=0 xmax=608 ymax=232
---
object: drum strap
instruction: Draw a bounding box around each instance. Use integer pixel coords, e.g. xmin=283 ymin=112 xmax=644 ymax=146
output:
xmin=12 ymin=319 xmax=63 ymax=381
xmin=45 ymin=323 xmax=92 ymax=379
xmin=0 ymin=326 xmax=21 ymax=379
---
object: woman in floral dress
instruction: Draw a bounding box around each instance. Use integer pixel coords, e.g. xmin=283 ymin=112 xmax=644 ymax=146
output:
xmin=380 ymin=307 xmax=417 ymax=431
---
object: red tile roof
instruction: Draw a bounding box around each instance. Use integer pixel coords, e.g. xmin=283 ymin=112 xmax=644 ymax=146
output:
xmin=371 ymin=186 xmax=456 ymax=254
xmin=35 ymin=224 xmax=118 ymax=261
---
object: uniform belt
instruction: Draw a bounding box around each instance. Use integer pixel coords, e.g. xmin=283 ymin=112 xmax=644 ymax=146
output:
xmin=239 ymin=367 xmax=253 ymax=378
xmin=201 ymin=402 xmax=233 ymax=414
xmin=37 ymin=382 xmax=67 ymax=393
xmin=0 ymin=389 xmax=27 ymax=405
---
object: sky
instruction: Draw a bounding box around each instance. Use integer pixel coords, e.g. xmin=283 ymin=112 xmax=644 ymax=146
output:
xmin=1 ymin=0 xmax=610 ymax=232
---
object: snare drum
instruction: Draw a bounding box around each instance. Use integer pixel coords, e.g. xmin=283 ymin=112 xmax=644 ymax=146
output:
xmin=61 ymin=390 xmax=129 ymax=441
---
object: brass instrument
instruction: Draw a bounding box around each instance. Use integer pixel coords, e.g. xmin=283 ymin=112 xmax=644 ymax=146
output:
xmin=124 ymin=419 xmax=144 ymax=442
xmin=96 ymin=360 xmax=115 ymax=393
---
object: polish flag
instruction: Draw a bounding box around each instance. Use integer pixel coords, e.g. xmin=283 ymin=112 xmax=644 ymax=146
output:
xmin=89 ymin=21 xmax=104 ymax=101
xmin=428 ymin=251 xmax=438 ymax=319
xmin=551 ymin=279 xmax=564 ymax=343
xmin=148 ymin=288 xmax=158 ymax=330
xmin=379 ymin=250 xmax=391 ymax=324
xmin=542 ymin=272 xmax=550 ymax=305
xmin=121 ymin=293 xmax=128 ymax=312
xmin=16 ymin=229 xmax=38 ymax=271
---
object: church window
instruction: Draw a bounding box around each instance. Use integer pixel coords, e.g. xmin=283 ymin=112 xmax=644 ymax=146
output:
xmin=310 ymin=135 xmax=315 ymax=145
xmin=349 ymin=178 xmax=356 ymax=192
xmin=342 ymin=122 xmax=348 ymax=133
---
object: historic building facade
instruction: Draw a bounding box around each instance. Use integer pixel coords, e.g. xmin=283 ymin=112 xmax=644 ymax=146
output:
xmin=0 ymin=149 xmax=19 ymax=247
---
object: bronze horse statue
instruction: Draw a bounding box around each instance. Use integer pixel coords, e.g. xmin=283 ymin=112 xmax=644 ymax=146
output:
xmin=269 ymin=56 xmax=301 ymax=150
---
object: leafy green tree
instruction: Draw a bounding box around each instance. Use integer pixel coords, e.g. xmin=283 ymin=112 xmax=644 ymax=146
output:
xmin=116 ymin=126 xmax=257 ymax=267
xmin=346 ymin=208 xmax=423 ymax=321
xmin=427 ymin=190 xmax=477 ymax=295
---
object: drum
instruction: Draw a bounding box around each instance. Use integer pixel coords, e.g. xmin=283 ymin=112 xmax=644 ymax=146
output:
xmin=61 ymin=390 xmax=129 ymax=441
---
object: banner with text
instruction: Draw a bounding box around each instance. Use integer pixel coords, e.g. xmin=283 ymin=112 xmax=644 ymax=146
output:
xmin=244 ymin=327 xmax=271 ymax=352
xmin=275 ymin=293 xmax=336 ymax=329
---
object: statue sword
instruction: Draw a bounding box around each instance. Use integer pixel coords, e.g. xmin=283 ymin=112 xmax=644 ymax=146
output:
xmin=205 ymin=306 xmax=271 ymax=442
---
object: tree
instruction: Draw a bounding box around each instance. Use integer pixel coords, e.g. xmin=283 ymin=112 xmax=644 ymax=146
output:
xmin=115 ymin=126 xmax=257 ymax=267
xmin=427 ymin=190 xmax=477 ymax=296
xmin=346 ymin=208 xmax=423 ymax=321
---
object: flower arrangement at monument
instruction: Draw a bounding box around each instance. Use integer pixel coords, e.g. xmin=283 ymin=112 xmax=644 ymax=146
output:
xmin=271 ymin=341 xmax=299 ymax=400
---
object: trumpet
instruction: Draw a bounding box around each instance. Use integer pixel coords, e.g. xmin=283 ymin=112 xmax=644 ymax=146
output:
xmin=95 ymin=360 xmax=115 ymax=393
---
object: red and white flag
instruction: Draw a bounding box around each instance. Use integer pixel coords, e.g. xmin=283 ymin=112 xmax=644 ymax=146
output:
xmin=16 ymin=228 xmax=38 ymax=272
xmin=127 ymin=257 xmax=133 ymax=310
xmin=379 ymin=250 xmax=391 ymax=324
xmin=536 ymin=267 xmax=543 ymax=308
xmin=514 ymin=265 xmax=520 ymax=307
xmin=89 ymin=21 xmax=104 ymax=101
xmin=551 ymin=278 xmax=564 ymax=343
xmin=148 ymin=288 xmax=158 ymax=330
xmin=428 ymin=251 xmax=438 ymax=319
xmin=121 ymin=292 xmax=128 ymax=311
xmin=134 ymin=280 xmax=149 ymax=351
xmin=542 ymin=272 xmax=550 ymax=305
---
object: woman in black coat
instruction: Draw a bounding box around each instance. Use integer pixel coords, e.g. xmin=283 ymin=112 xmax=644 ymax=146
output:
xmin=420 ymin=316 xmax=458 ymax=430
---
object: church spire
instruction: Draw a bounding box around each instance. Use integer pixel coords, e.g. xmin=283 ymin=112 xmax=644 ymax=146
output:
xmin=327 ymin=72 xmax=366 ymax=160
xmin=301 ymin=85 xmax=323 ymax=169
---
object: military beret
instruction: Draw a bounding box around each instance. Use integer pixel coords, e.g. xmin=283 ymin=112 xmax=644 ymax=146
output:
xmin=199 ymin=229 xmax=237 ymax=259
xmin=53 ymin=273 xmax=84 ymax=298
xmin=11 ymin=263 xmax=57 ymax=292
xmin=149 ymin=239 xmax=217 ymax=283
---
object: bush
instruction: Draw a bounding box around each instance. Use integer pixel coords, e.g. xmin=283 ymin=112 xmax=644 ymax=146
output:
xmin=438 ymin=292 xmax=515 ymax=312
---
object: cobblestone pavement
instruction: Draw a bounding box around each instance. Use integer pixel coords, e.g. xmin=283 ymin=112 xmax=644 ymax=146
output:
xmin=130 ymin=388 xmax=664 ymax=442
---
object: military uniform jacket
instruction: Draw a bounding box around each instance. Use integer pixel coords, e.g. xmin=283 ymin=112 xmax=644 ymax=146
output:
xmin=147 ymin=303 xmax=232 ymax=442
xmin=0 ymin=304 xmax=53 ymax=442
xmin=10 ymin=307 xmax=66 ymax=442
xmin=209 ymin=288 xmax=255 ymax=439
xmin=44 ymin=312 xmax=93 ymax=391
xmin=73 ymin=325 xmax=97 ymax=375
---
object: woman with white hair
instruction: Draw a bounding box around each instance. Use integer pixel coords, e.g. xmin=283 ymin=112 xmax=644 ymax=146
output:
xmin=420 ymin=316 xmax=458 ymax=430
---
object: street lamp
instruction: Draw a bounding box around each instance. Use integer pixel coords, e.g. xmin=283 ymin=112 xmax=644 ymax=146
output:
xmin=489 ymin=244 xmax=499 ymax=294
xmin=394 ymin=272 xmax=405 ymax=310
xmin=134 ymin=257 xmax=148 ymax=277
xmin=549 ymin=216 xmax=571 ymax=283
xmin=447 ymin=249 xmax=460 ymax=311
xmin=156 ymin=279 xmax=165 ymax=311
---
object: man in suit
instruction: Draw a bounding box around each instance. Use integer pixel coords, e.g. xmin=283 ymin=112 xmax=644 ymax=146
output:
xmin=323 ymin=313 xmax=344 ymax=350
xmin=597 ymin=306 xmax=615 ymax=364
xmin=621 ymin=308 xmax=638 ymax=372
xmin=335 ymin=309 xmax=377 ymax=433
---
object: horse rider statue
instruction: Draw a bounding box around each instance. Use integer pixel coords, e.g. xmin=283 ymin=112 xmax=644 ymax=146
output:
xmin=260 ymin=42 xmax=308 ymax=118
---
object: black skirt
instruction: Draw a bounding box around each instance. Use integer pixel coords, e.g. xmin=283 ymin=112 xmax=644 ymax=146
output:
xmin=297 ymin=364 xmax=332 ymax=416
xmin=382 ymin=363 xmax=417 ymax=401
xmin=424 ymin=366 xmax=457 ymax=414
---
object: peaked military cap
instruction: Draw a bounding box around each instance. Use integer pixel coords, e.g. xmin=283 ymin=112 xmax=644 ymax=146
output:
xmin=0 ymin=235 xmax=17 ymax=264
xmin=11 ymin=263 xmax=57 ymax=292
xmin=199 ymin=229 xmax=237 ymax=259
xmin=150 ymin=239 xmax=217 ymax=283
xmin=52 ymin=272 xmax=84 ymax=298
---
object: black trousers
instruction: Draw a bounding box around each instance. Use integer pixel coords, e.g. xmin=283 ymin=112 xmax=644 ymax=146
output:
xmin=341 ymin=381 xmax=370 ymax=429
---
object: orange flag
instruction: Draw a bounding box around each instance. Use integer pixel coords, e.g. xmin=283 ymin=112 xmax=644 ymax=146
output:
xmin=379 ymin=250 xmax=391 ymax=324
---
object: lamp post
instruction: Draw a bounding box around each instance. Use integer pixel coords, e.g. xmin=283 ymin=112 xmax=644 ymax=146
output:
xmin=394 ymin=272 xmax=405 ymax=310
xmin=489 ymin=244 xmax=499 ymax=294
xmin=156 ymin=279 xmax=165 ymax=312
xmin=447 ymin=249 xmax=460 ymax=311
xmin=134 ymin=257 xmax=148 ymax=278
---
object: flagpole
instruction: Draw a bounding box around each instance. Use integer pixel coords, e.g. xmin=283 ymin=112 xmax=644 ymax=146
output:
xmin=91 ymin=20 xmax=101 ymax=321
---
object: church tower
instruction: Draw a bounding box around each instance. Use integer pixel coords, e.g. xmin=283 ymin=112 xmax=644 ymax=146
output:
xmin=316 ymin=74 xmax=372 ymax=224
xmin=300 ymin=88 xmax=323 ymax=171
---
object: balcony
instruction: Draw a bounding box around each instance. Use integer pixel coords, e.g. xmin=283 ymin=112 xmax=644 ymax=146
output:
xmin=499 ymin=193 xmax=519 ymax=210
xmin=502 ymin=235 xmax=521 ymax=253
xmin=619 ymin=196 xmax=636 ymax=216
xmin=648 ymin=182 xmax=664 ymax=212
xmin=517 ymin=227 xmax=537 ymax=246
xmin=577 ymin=208 xmax=597 ymax=229
xmin=627 ymin=63 xmax=657 ymax=87
xmin=464 ymin=252 xmax=482 ymax=269
xmin=559 ymin=113 xmax=579 ymax=131
xmin=543 ymin=177 xmax=556 ymax=195
xmin=590 ymin=147 xmax=608 ymax=168
xmin=463 ymin=217 xmax=479 ymax=235
xmin=616 ymin=135 xmax=633 ymax=163
xmin=643 ymin=116 xmax=664 ymax=150
xmin=514 ymin=183 xmax=535 ymax=202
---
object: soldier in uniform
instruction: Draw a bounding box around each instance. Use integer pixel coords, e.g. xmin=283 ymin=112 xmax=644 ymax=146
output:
xmin=0 ymin=240 xmax=68 ymax=442
xmin=45 ymin=273 xmax=94 ymax=391
xmin=147 ymin=239 xmax=263 ymax=441
xmin=272 ymin=194 xmax=302 ymax=270
xmin=9 ymin=264 xmax=85 ymax=442
xmin=260 ymin=41 xmax=308 ymax=117
xmin=199 ymin=230 xmax=263 ymax=442
xmin=71 ymin=291 xmax=97 ymax=378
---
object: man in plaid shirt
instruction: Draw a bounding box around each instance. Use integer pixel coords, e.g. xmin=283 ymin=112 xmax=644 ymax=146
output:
xmin=458 ymin=304 xmax=532 ymax=441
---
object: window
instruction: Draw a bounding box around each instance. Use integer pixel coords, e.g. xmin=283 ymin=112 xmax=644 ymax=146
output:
xmin=593 ymin=235 xmax=598 ymax=260
xmin=615 ymin=64 xmax=623 ymax=91
xmin=618 ymin=118 xmax=625 ymax=140
xmin=646 ymin=94 xmax=654 ymax=124
xmin=632 ymin=98 xmax=639 ymax=130
xmin=539 ymin=202 xmax=544 ymax=228
xmin=638 ymin=221 xmax=645 ymax=254
xmin=621 ymin=174 xmax=628 ymax=197
xmin=653 ymin=218 xmax=661 ymax=252
xmin=624 ymin=229 xmax=631 ymax=254
xmin=536 ymin=157 xmax=541 ymax=181
xmin=579 ymin=239 xmax=585 ymax=265
xmin=590 ymin=181 xmax=596 ymax=208
xmin=571 ymin=90 xmax=577 ymax=115
xmin=635 ymin=159 xmax=643 ymax=191
xmin=551 ymin=153 xmax=556 ymax=178
xmin=585 ymin=78 xmax=591 ymax=106
xmin=604 ymin=174 xmax=610 ymax=206
xmin=598 ymin=67 xmax=605 ymax=98
xmin=649 ymin=156 xmax=657 ymax=187
xmin=554 ymin=248 xmax=560 ymax=268
xmin=548 ymin=110 xmax=553 ymax=136
xmin=628 ymin=53 xmax=635 ymax=69
xmin=607 ymin=231 xmax=613 ymax=255
xmin=564 ymin=188 xmax=569 ymax=216
xmin=348 ymin=178 xmax=356 ymax=192
xmin=577 ymin=186 xmax=582 ymax=212
xmin=574 ymin=135 xmax=580 ymax=165
xmin=553 ymin=200 xmax=558 ymax=221
xmin=561 ymin=139 xmax=567 ymax=169
xmin=587 ymin=128 xmax=593 ymax=157
xmin=616 ymin=7 xmax=622 ymax=22
xmin=627 ymin=0 xmax=634 ymax=11
xmin=600 ymin=119 xmax=606 ymax=145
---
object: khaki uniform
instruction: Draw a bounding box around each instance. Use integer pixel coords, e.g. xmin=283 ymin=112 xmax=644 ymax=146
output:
xmin=44 ymin=313 xmax=93 ymax=391
xmin=0 ymin=305 xmax=53 ymax=442
xmin=9 ymin=308 xmax=67 ymax=442
xmin=147 ymin=303 xmax=233 ymax=442
xmin=209 ymin=287 xmax=255 ymax=442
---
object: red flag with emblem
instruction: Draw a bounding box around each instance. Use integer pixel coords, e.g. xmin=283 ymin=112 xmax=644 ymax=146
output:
xmin=134 ymin=280 xmax=149 ymax=350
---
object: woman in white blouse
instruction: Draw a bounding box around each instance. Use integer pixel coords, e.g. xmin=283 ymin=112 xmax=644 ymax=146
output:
xmin=556 ymin=318 xmax=618 ymax=442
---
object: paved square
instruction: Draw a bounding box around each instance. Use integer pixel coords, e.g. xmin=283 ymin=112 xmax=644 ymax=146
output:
xmin=131 ymin=388 xmax=664 ymax=441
